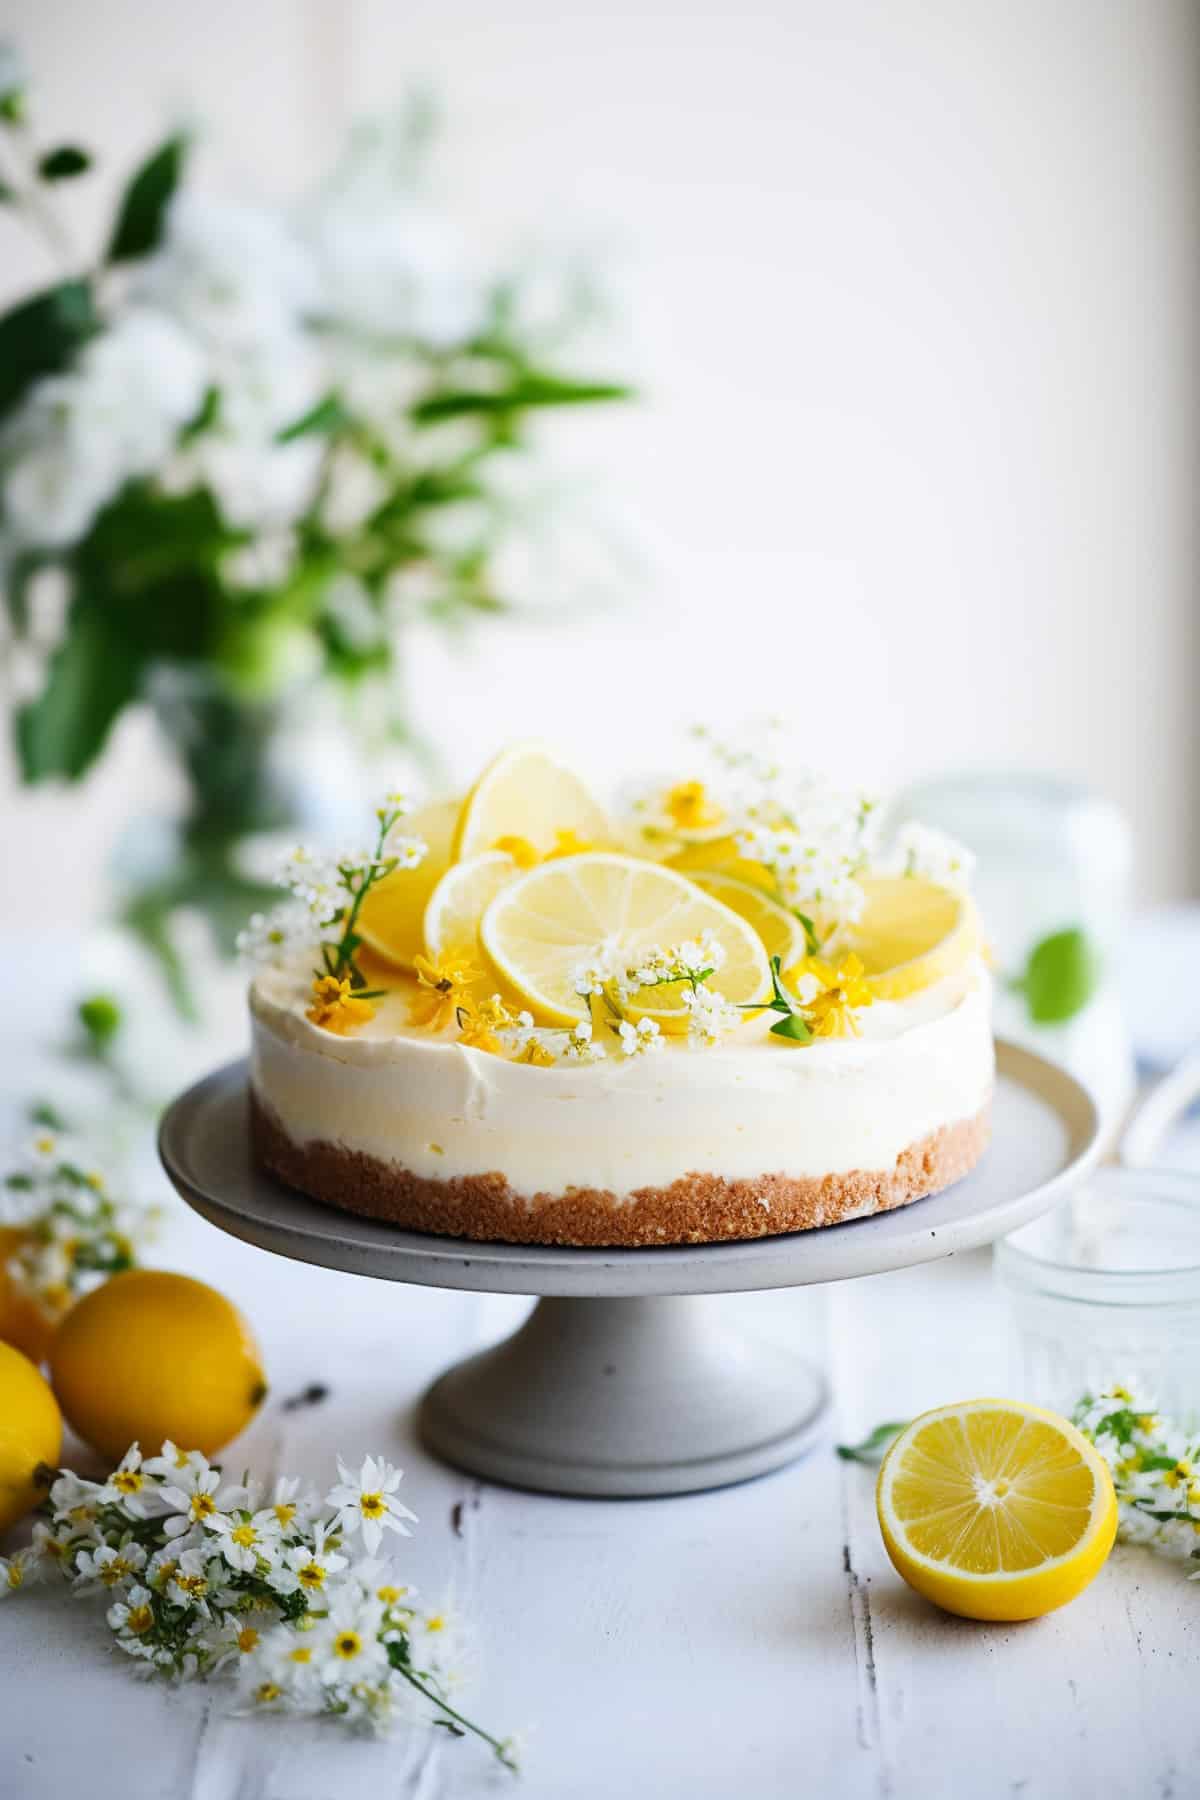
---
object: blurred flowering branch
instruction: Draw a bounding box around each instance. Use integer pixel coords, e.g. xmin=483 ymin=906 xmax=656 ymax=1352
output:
xmin=0 ymin=50 xmax=631 ymax=791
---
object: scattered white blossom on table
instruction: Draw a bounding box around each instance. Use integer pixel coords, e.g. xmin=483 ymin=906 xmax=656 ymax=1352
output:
xmin=0 ymin=1443 xmax=517 ymax=1769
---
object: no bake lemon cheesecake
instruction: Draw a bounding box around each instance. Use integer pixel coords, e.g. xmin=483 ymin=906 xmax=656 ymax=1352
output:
xmin=243 ymin=739 xmax=993 ymax=1246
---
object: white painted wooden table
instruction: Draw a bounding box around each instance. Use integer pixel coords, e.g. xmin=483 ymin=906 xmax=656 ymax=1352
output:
xmin=1 ymin=988 xmax=1197 ymax=1798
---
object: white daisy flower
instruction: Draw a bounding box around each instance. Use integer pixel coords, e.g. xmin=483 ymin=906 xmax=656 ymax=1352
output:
xmin=106 ymin=1584 xmax=157 ymax=1656
xmin=72 ymin=1540 xmax=148 ymax=1592
xmin=158 ymin=1462 xmax=242 ymax=1537
xmin=266 ymin=1522 xmax=349 ymax=1599
xmin=208 ymin=1508 xmax=285 ymax=1574
xmin=142 ymin=1440 xmax=211 ymax=1481
xmin=315 ymin=1586 xmax=388 ymax=1682
xmin=98 ymin=1445 xmax=156 ymax=1517
xmin=386 ymin=833 xmax=427 ymax=872
xmin=262 ymin=1473 xmax=321 ymax=1535
xmin=0 ymin=1546 xmax=47 ymax=1597
xmin=49 ymin=1469 xmax=103 ymax=1527
xmin=680 ymin=984 xmax=743 ymax=1047
xmin=235 ymin=903 xmax=313 ymax=968
xmin=326 ymin=1454 xmax=418 ymax=1554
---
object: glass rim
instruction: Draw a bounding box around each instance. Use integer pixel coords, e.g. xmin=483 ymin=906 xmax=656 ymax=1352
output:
xmin=995 ymin=1166 xmax=1200 ymax=1301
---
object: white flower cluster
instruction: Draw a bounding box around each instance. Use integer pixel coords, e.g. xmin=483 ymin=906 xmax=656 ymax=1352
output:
xmin=1 ymin=1129 xmax=159 ymax=1315
xmin=885 ymin=822 xmax=976 ymax=892
xmin=0 ymin=1442 xmax=515 ymax=1764
xmin=679 ymin=984 xmax=743 ymax=1048
xmin=1074 ymin=1390 xmax=1200 ymax=1573
xmin=238 ymin=797 xmax=427 ymax=972
xmin=0 ymin=114 xmax=506 ymax=566
xmin=616 ymin=1017 xmax=662 ymax=1058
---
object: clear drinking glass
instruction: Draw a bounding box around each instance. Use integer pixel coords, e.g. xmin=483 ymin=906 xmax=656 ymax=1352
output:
xmin=996 ymin=1167 xmax=1200 ymax=1425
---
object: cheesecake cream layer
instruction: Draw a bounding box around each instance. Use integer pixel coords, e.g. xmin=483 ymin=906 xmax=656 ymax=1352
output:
xmin=249 ymin=957 xmax=994 ymax=1202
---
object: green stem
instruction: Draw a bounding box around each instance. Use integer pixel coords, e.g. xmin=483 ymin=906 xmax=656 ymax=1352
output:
xmin=395 ymin=1665 xmax=517 ymax=1771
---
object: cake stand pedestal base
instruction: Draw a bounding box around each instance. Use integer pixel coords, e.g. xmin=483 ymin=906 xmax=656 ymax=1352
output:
xmin=418 ymin=1295 xmax=828 ymax=1497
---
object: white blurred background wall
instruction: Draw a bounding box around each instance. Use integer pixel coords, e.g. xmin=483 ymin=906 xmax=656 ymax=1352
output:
xmin=3 ymin=0 xmax=1198 ymax=927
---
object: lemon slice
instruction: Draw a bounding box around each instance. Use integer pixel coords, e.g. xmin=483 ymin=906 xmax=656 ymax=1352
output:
xmin=685 ymin=870 xmax=809 ymax=969
xmin=666 ymin=836 xmax=777 ymax=892
xmin=847 ymin=876 xmax=980 ymax=1002
xmin=480 ymin=851 xmax=772 ymax=1028
xmin=454 ymin=743 xmax=613 ymax=862
xmin=423 ymin=851 xmax=522 ymax=963
xmin=877 ymin=1399 xmax=1117 ymax=1622
xmin=356 ymin=799 xmax=460 ymax=970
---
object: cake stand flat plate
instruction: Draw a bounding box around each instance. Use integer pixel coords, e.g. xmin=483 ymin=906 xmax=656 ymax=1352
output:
xmin=158 ymin=1040 xmax=1101 ymax=1299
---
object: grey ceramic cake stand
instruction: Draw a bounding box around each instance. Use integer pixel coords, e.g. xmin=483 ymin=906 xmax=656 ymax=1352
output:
xmin=158 ymin=1041 xmax=1100 ymax=1499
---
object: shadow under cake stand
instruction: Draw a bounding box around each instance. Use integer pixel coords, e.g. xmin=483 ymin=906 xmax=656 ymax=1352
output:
xmin=158 ymin=1041 xmax=1100 ymax=1499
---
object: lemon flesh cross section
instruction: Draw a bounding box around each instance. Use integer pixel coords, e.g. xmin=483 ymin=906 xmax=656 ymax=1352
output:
xmin=355 ymin=799 xmax=462 ymax=971
xmin=480 ymin=852 xmax=772 ymax=1029
xmin=453 ymin=743 xmax=613 ymax=862
xmin=877 ymin=1399 xmax=1117 ymax=1622
xmin=685 ymin=870 xmax=809 ymax=970
xmin=847 ymin=876 xmax=980 ymax=1002
xmin=423 ymin=851 xmax=523 ymax=964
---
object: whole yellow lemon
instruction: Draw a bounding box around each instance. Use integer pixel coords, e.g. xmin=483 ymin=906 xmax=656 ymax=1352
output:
xmin=50 ymin=1270 xmax=267 ymax=1462
xmin=0 ymin=1225 xmax=69 ymax=1366
xmin=0 ymin=1341 xmax=62 ymax=1529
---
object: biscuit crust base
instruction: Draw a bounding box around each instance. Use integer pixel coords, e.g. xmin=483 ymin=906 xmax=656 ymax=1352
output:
xmin=250 ymin=1091 xmax=991 ymax=1248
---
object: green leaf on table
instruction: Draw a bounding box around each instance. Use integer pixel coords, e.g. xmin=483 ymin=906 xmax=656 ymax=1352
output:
xmin=412 ymin=371 xmax=631 ymax=424
xmin=107 ymin=132 xmax=188 ymax=262
xmin=15 ymin=587 xmax=143 ymax=781
xmin=836 ymin=1421 xmax=910 ymax=1465
xmin=38 ymin=144 xmax=92 ymax=181
xmin=0 ymin=280 xmax=99 ymax=424
xmin=1012 ymin=926 xmax=1100 ymax=1025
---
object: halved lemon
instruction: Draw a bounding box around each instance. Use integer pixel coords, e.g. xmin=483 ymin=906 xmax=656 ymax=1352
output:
xmin=423 ymin=851 xmax=523 ymax=964
xmin=356 ymin=799 xmax=461 ymax=970
xmin=847 ymin=876 xmax=980 ymax=1002
xmin=877 ymin=1399 xmax=1117 ymax=1622
xmin=685 ymin=870 xmax=809 ymax=969
xmin=480 ymin=851 xmax=772 ymax=1028
xmin=454 ymin=743 xmax=613 ymax=862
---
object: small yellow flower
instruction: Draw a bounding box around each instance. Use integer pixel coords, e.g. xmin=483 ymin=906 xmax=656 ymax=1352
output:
xmin=665 ymin=780 xmax=723 ymax=833
xmin=798 ymin=954 xmax=874 ymax=1039
xmin=515 ymin=1039 xmax=556 ymax=1067
xmin=547 ymin=828 xmax=594 ymax=859
xmin=333 ymin=1630 xmax=363 ymax=1660
xmin=1136 ymin=1413 xmax=1159 ymax=1434
xmin=237 ymin=1626 xmax=260 ymax=1654
xmin=410 ymin=952 xmax=480 ymax=1030
xmin=494 ymin=835 xmax=541 ymax=869
xmin=255 ymin=1682 xmax=283 ymax=1705
xmin=455 ymin=992 xmax=517 ymax=1055
xmin=306 ymin=975 xmax=376 ymax=1036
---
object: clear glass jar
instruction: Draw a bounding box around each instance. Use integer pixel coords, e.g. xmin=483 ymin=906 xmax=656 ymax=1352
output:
xmin=891 ymin=771 xmax=1135 ymax=1127
xmin=995 ymin=1167 xmax=1200 ymax=1425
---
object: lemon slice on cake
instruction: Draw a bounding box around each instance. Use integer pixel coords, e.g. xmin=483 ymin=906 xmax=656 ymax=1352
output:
xmin=685 ymin=870 xmax=809 ymax=969
xmin=480 ymin=852 xmax=772 ymax=1028
xmin=847 ymin=876 xmax=980 ymax=1002
xmin=454 ymin=743 xmax=613 ymax=862
xmin=877 ymin=1399 xmax=1117 ymax=1622
xmin=356 ymin=798 xmax=461 ymax=970
xmin=423 ymin=851 xmax=523 ymax=964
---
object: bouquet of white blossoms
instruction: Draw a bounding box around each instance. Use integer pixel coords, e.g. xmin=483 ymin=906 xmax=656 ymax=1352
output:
xmin=3 ymin=1440 xmax=517 ymax=1768
xmin=0 ymin=47 xmax=629 ymax=796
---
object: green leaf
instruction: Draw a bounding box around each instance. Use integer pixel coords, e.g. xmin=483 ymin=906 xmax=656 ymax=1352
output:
xmin=794 ymin=910 xmax=820 ymax=956
xmin=16 ymin=588 xmax=143 ymax=780
xmin=276 ymin=393 xmax=350 ymax=443
xmin=836 ymin=1421 xmax=910 ymax=1465
xmin=412 ymin=372 xmax=631 ymax=424
xmin=107 ymin=133 xmax=188 ymax=263
xmin=0 ymin=280 xmax=99 ymax=424
xmin=77 ymin=993 xmax=123 ymax=1050
xmin=1013 ymin=926 xmax=1101 ymax=1025
xmin=38 ymin=144 xmax=92 ymax=181
xmin=770 ymin=1012 xmax=813 ymax=1043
